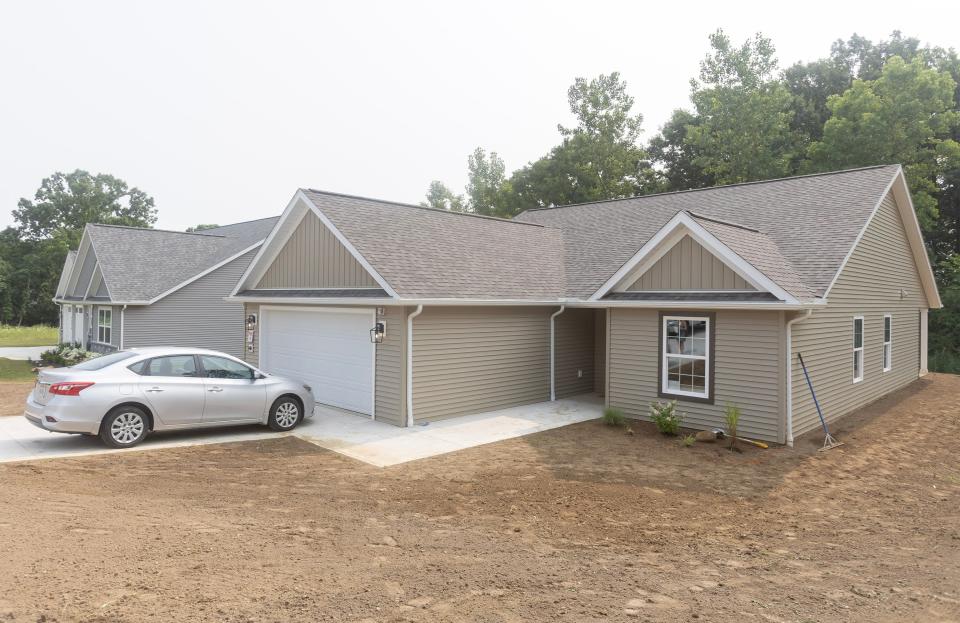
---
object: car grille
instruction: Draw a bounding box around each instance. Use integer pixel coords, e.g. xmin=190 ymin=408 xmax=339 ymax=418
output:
xmin=33 ymin=382 xmax=51 ymax=405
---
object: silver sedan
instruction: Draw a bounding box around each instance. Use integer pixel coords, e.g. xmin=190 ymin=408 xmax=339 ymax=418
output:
xmin=24 ymin=347 xmax=315 ymax=448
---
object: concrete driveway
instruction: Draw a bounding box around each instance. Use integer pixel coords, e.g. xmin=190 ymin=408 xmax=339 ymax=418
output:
xmin=0 ymin=346 xmax=52 ymax=361
xmin=0 ymin=396 xmax=602 ymax=466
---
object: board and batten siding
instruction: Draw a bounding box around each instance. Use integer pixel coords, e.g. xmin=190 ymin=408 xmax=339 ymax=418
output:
xmin=123 ymin=250 xmax=257 ymax=357
xmin=554 ymin=308 xmax=595 ymax=399
xmin=627 ymin=235 xmax=754 ymax=291
xmin=411 ymin=306 xmax=552 ymax=423
xmin=608 ymin=309 xmax=784 ymax=442
xmin=790 ymin=191 xmax=927 ymax=438
xmin=243 ymin=302 xmax=406 ymax=425
xmin=256 ymin=210 xmax=378 ymax=289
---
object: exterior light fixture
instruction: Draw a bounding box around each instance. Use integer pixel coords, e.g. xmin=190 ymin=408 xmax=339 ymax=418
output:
xmin=370 ymin=321 xmax=386 ymax=344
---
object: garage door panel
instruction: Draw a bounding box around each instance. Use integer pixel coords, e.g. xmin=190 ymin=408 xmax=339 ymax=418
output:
xmin=261 ymin=308 xmax=374 ymax=416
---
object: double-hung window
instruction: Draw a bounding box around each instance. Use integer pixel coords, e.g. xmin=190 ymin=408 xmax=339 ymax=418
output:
xmin=882 ymin=314 xmax=892 ymax=372
xmin=97 ymin=308 xmax=112 ymax=344
xmin=853 ymin=316 xmax=864 ymax=383
xmin=661 ymin=315 xmax=710 ymax=400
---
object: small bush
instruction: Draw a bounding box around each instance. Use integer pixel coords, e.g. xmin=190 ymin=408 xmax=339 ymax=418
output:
xmin=40 ymin=343 xmax=100 ymax=367
xmin=681 ymin=434 xmax=696 ymax=447
xmin=725 ymin=403 xmax=741 ymax=451
xmin=649 ymin=400 xmax=682 ymax=436
xmin=602 ymin=407 xmax=625 ymax=427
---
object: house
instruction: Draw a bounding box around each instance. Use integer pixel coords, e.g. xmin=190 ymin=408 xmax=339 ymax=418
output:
xmin=54 ymin=218 xmax=277 ymax=357
xmin=225 ymin=164 xmax=940 ymax=445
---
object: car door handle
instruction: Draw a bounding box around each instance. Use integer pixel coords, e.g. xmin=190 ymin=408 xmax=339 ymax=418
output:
xmin=207 ymin=387 xmax=223 ymax=393
xmin=146 ymin=387 xmax=164 ymax=393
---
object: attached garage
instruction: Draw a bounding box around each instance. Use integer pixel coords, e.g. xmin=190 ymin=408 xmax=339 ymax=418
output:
xmin=258 ymin=306 xmax=376 ymax=416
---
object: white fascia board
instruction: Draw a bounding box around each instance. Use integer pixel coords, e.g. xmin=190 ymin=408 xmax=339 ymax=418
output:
xmin=144 ymin=240 xmax=264 ymax=305
xmin=225 ymin=296 xmax=399 ymax=306
xmin=589 ymin=211 xmax=799 ymax=304
xmin=54 ymin=252 xmax=77 ymax=298
xmin=823 ymin=167 xmax=941 ymax=308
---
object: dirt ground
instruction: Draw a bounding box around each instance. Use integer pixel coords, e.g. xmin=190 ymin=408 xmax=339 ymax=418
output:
xmin=0 ymin=382 xmax=33 ymax=416
xmin=0 ymin=375 xmax=958 ymax=622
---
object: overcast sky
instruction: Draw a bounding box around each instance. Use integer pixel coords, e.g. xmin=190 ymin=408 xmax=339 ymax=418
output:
xmin=0 ymin=1 xmax=956 ymax=231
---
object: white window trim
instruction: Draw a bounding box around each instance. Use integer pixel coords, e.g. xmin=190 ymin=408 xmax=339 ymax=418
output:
xmin=883 ymin=313 xmax=893 ymax=372
xmin=661 ymin=315 xmax=711 ymax=399
xmin=97 ymin=308 xmax=112 ymax=344
xmin=853 ymin=315 xmax=864 ymax=383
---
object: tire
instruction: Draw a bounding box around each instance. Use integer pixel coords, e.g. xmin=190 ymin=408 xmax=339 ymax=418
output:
xmin=268 ymin=396 xmax=302 ymax=432
xmin=100 ymin=406 xmax=149 ymax=448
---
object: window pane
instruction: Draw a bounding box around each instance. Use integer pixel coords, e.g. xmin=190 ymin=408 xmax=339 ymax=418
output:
xmin=691 ymin=375 xmax=706 ymax=393
xmin=72 ymin=351 xmax=137 ymax=370
xmin=854 ymin=318 xmax=863 ymax=348
xmin=854 ymin=351 xmax=862 ymax=379
xmin=666 ymin=320 xmax=680 ymax=337
xmin=666 ymin=337 xmax=681 ymax=353
xmin=147 ymin=355 xmax=198 ymax=377
xmin=201 ymin=355 xmax=253 ymax=380
xmin=684 ymin=337 xmax=706 ymax=356
xmin=884 ymin=317 xmax=891 ymax=342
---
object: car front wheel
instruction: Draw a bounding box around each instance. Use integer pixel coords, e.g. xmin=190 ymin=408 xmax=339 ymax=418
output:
xmin=100 ymin=406 xmax=149 ymax=448
xmin=268 ymin=397 xmax=301 ymax=432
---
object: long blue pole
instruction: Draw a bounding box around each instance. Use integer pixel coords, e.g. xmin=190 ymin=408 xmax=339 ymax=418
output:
xmin=797 ymin=352 xmax=831 ymax=436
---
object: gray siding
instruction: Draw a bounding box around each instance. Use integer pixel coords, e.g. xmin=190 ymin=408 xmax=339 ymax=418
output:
xmin=790 ymin=192 xmax=926 ymax=438
xmin=411 ymin=306 xmax=551 ymax=423
xmin=627 ymin=235 xmax=754 ymax=291
xmin=554 ymin=308 xmax=595 ymax=399
xmin=594 ymin=309 xmax=607 ymax=397
xmin=608 ymin=309 xmax=783 ymax=442
xmin=123 ymin=250 xmax=257 ymax=357
xmin=257 ymin=211 xmax=378 ymax=289
xmin=71 ymin=245 xmax=97 ymax=297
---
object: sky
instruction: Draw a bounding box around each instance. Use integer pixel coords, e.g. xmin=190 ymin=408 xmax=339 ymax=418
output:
xmin=0 ymin=0 xmax=957 ymax=231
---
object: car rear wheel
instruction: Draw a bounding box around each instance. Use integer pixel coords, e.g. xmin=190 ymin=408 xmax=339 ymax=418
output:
xmin=100 ymin=406 xmax=149 ymax=448
xmin=268 ymin=397 xmax=301 ymax=432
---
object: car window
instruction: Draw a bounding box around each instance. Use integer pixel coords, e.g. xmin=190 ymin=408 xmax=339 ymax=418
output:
xmin=71 ymin=351 xmax=137 ymax=371
xmin=200 ymin=355 xmax=253 ymax=380
xmin=145 ymin=355 xmax=198 ymax=378
xmin=127 ymin=360 xmax=147 ymax=375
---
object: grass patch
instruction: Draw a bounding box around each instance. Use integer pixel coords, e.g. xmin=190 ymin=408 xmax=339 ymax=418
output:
xmin=929 ymin=349 xmax=960 ymax=375
xmin=0 ymin=325 xmax=58 ymax=347
xmin=0 ymin=358 xmax=37 ymax=382
xmin=602 ymin=407 xmax=625 ymax=427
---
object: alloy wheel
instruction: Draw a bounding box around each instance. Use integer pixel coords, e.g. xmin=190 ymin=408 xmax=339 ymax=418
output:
xmin=275 ymin=402 xmax=299 ymax=428
xmin=111 ymin=412 xmax=145 ymax=445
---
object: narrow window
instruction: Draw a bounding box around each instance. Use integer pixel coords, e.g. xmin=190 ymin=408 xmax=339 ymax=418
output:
xmin=97 ymin=308 xmax=112 ymax=344
xmin=661 ymin=315 xmax=710 ymax=399
xmin=883 ymin=314 xmax=892 ymax=372
xmin=853 ymin=316 xmax=864 ymax=383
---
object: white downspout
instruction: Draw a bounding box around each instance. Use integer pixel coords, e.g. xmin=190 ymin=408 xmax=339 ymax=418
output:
xmin=785 ymin=309 xmax=813 ymax=447
xmin=549 ymin=305 xmax=565 ymax=401
xmin=120 ymin=305 xmax=127 ymax=349
xmin=406 ymin=305 xmax=424 ymax=427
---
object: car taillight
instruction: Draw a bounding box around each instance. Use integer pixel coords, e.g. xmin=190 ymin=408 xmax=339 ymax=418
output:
xmin=49 ymin=382 xmax=95 ymax=396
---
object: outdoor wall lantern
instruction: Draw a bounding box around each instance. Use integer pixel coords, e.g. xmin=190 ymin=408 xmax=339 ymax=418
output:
xmin=370 ymin=321 xmax=386 ymax=344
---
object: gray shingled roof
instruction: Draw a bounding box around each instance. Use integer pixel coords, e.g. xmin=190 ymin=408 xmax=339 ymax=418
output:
xmin=88 ymin=217 xmax=277 ymax=302
xmin=302 ymin=190 xmax=566 ymax=299
xmin=516 ymin=165 xmax=900 ymax=299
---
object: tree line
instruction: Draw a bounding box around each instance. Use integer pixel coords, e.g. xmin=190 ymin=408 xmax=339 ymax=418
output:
xmin=422 ymin=30 xmax=960 ymax=367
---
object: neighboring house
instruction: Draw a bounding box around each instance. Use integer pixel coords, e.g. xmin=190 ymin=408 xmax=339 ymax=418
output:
xmin=54 ymin=218 xmax=277 ymax=357
xmin=228 ymin=164 xmax=940 ymax=444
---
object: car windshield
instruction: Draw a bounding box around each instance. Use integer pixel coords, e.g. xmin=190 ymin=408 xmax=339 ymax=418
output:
xmin=71 ymin=351 xmax=139 ymax=371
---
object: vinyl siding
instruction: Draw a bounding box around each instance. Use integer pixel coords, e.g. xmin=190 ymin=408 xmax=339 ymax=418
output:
xmin=790 ymin=192 xmax=926 ymax=438
xmin=411 ymin=306 xmax=551 ymax=423
xmin=257 ymin=210 xmax=378 ymax=289
xmin=95 ymin=273 xmax=110 ymax=297
xmin=627 ymin=235 xmax=754 ymax=291
xmin=594 ymin=309 xmax=607 ymax=397
xmin=123 ymin=249 xmax=257 ymax=357
xmin=554 ymin=308 xmax=595 ymax=399
xmin=243 ymin=302 xmax=406 ymax=425
xmin=608 ymin=309 xmax=783 ymax=442
xmin=70 ymin=245 xmax=97 ymax=297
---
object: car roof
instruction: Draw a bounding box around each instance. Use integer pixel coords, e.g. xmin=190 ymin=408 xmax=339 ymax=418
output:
xmin=124 ymin=347 xmax=238 ymax=357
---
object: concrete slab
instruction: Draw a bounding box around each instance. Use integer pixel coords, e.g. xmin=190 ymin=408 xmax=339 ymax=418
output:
xmin=0 ymin=346 xmax=52 ymax=361
xmin=0 ymin=395 xmax=602 ymax=467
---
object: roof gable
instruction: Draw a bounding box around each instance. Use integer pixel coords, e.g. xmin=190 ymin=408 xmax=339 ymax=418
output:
xmin=625 ymin=234 xmax=756 ymax=292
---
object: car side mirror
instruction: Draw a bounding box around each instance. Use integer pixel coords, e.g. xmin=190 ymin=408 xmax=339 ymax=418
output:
xmin=254 ymin=372 xmax=267 ymax=380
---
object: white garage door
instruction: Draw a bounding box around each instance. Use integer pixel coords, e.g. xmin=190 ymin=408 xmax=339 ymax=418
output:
xmin=260 ymin=307 xmax=375 ymax=416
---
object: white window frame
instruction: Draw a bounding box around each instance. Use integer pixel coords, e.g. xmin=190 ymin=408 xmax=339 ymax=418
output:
xmin=853 ymin=315 xmax=864 ymax=383
xmin=882 ymin=314 xmax=892 ymax=372
xmin=661 ymin=315 xmax=711 ymax=399
xmin=97 ymin=308 xmax=112 ymax=344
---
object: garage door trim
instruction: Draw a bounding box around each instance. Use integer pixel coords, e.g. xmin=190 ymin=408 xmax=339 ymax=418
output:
xmin=258 ymin=305 xmax=376 ymax=419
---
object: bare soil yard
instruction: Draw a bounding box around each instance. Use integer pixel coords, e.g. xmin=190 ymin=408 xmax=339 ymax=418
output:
xmin=0 ymin=375 xmax=958 ymax=622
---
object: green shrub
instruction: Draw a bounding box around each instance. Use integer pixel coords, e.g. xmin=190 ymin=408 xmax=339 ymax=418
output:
xmin=40 ymin=343 xmax=100 ymax=367
xmin=649 ymin=400 xmax=682 ymax=436
xmin=602 ymin=407 xmax=625 ymax=427
xmin=681 ymin=434 xmax=696 ymax=447
xmin=929 ymin=349 xmax=960 ymax=374
xmin=725 ymin=403 xmax=741 ymax=451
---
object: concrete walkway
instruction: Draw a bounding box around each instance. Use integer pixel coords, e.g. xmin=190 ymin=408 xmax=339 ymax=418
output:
xmin=0 ymin=346 xmax=53 ymax=361
xmin=0 ymin=396 xmax=602 ymax=467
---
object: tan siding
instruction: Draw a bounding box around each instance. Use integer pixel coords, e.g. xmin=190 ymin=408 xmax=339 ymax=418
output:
xmin=608 ymin=309 xmax=783 ymax=442
xmin=791 ymin=192 xmax=926 ymax=438
xmin=554 ymin=308 xmax=595 ymax=399
xmin=412 ymin=306 xmax=551 ymax=423
xmin=594 ymin=309 xmax=607 ymax=397
xmin=257 ymin=211 xmax=378 ymax=289
xmin=628 ymin=235 xmax=754 ymax=291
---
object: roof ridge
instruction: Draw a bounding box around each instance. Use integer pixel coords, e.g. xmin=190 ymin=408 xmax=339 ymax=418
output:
xmin=303 ymin=188 xmax=545 ymax=228
xmin=202 ymin=216 xmax=279 ymax=229
xmin=687 ymin=211 xmax=760 ymax=233
xmin=86 ymin=223 xmax=227 ymax=237
xmin=518 ymin=164 xmax=899 ymax=214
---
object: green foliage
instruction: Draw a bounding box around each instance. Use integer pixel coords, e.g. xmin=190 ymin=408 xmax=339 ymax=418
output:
xmin=420 ymin=181 xmax=466 ymax=213
xmin=0 ymin=324 xmax=58 ymax=347
xmin=929 ymin=349 xmax=960 ymax=374
xmin=186 ymin=224 xmax=220 ymax=232
xmin=39 ymin=343 xmax=100 ymax=367
xmin=649 ymin=400 xmax=682 ymax=436
xmin=602 ymin=407 xmax=625 ymax=427
xmin=0 ymin=358 xmax=37 ymax=382
xmin=465 ymin=149 xmax=510 ymax=217
xmin=681 ymin=434 xmax=696 ymax=447
xmin=725 ymin=403 xmax=741 ymax=451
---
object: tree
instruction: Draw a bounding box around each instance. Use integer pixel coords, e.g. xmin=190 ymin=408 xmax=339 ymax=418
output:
xmin=420 ymin=181 xmax=465 ymax=212
xmin=647 ymin=109 xmax=714 ymax=191
xmin=186 ymin=224 xmax=220 ymax=232
xmin=807 ymin=56 xmax=960 ymax=229
xmin=465 ymin=148 xmax=509 ymax=216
